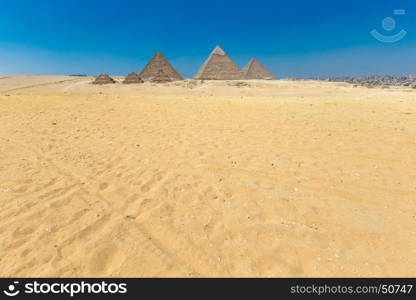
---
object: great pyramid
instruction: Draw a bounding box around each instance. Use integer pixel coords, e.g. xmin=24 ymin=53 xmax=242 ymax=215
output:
xmin=92 ymin=74 xmax=116 ymax=84
xmin=150 ymin=69 xmax=172 ymax=83
xmin=139 ymin=51 xmax=183 ymax=81
xmin=242 ymin=58 xmax=275 ymax=80
xmin=194 ymin=46 xmax=244 ymax=80
xmin=123 ymin=72 xmax=144 ymax=84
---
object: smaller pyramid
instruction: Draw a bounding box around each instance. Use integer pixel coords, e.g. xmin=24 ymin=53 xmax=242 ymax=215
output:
xmin=123 ymin=72 xmax=144 ymax=84
xmin=139 ymin=51 xmax=183 ymax=81
xmin=242 ymin=58 xmax=275 ymax=80
xmin=194 ymin=46 xmax=244 ymax=80
xmin=151 ymin=69 xmax=172 ymax=83
xmin=93 ymin=74 xmax=116 ymax=84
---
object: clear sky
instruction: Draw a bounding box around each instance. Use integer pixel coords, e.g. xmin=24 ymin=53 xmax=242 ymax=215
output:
xmin=0 ymin=0 xmax=415 ymax=78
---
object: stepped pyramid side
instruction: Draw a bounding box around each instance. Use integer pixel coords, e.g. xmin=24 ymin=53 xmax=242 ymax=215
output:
xmin=139 ymin=51 xmax=183 ymax=81
xmin=243 ymin=58 xmax=275 ymax=80
xmin=123 ymin=72 xmax=144 ymax=84
xmin=194 ymin=46 xmax=244 ymax=80
xmin=151 ymin=69 xmax=172 ymax=83
xmin=92 ymin=74 xmax=116 ymax=84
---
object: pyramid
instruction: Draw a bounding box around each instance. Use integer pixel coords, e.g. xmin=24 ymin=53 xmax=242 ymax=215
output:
xmin=139 ymin=51 xmax=183 ymax=81
xmin=150 ymin=69 xmax=172 ymax=83
xmin=92 ymin=74 xmax=116 ymax=84
xmin=194 ymin=46 xmax=244 ymax=80
xmin=123 ymin=72 xmax=144 ymax=84
xmin=242 ymin=58 xmax=275 ymax=80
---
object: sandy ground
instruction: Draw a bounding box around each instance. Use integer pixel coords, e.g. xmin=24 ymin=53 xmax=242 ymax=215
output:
xmin=0 ymin=75 xmax=415 ymax=277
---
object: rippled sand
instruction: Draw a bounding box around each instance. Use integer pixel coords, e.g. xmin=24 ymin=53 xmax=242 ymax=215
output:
xmin=0 ymin=76 xmax=415 ymax=277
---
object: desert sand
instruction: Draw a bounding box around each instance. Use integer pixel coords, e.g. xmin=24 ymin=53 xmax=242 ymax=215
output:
xmin=0 ymin=75 xmax=415 ymax=277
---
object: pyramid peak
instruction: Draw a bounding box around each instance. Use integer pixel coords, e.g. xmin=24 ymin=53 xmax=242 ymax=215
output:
xmin=242 ymin=58 xmax=275 ymax=80
xmin=246 ymin=58 xmax=256 ymax=66
xmin=123 ymin=72 xmax=143 ymax=84
xmin=139 ymin=51 xmax=183 ymax=81
xmin=194 ymin=46 xmax=244 ymax=80
xmin=211 ymin=46 xmax=225 ymax=56
xmin=93 ymin=73 xmax=116 ymax=84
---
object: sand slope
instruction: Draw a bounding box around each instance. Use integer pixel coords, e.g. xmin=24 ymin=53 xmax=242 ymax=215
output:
xmin=0 ymin=76 xmax=415 ymax=277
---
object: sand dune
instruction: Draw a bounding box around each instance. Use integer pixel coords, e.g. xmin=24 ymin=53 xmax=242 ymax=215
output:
xmin=0 ymin=76 xmax=415 ymax=277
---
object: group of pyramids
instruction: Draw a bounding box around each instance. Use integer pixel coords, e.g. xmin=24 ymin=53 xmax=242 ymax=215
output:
xmin=93 ymin=46 xmax=274 ymax=84
xmin=194 ymin=46 xmax=274 ymax=80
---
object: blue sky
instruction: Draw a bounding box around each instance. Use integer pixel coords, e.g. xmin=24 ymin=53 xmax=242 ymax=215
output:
xmin=0 ymin=0 xmax=415 ymax=77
